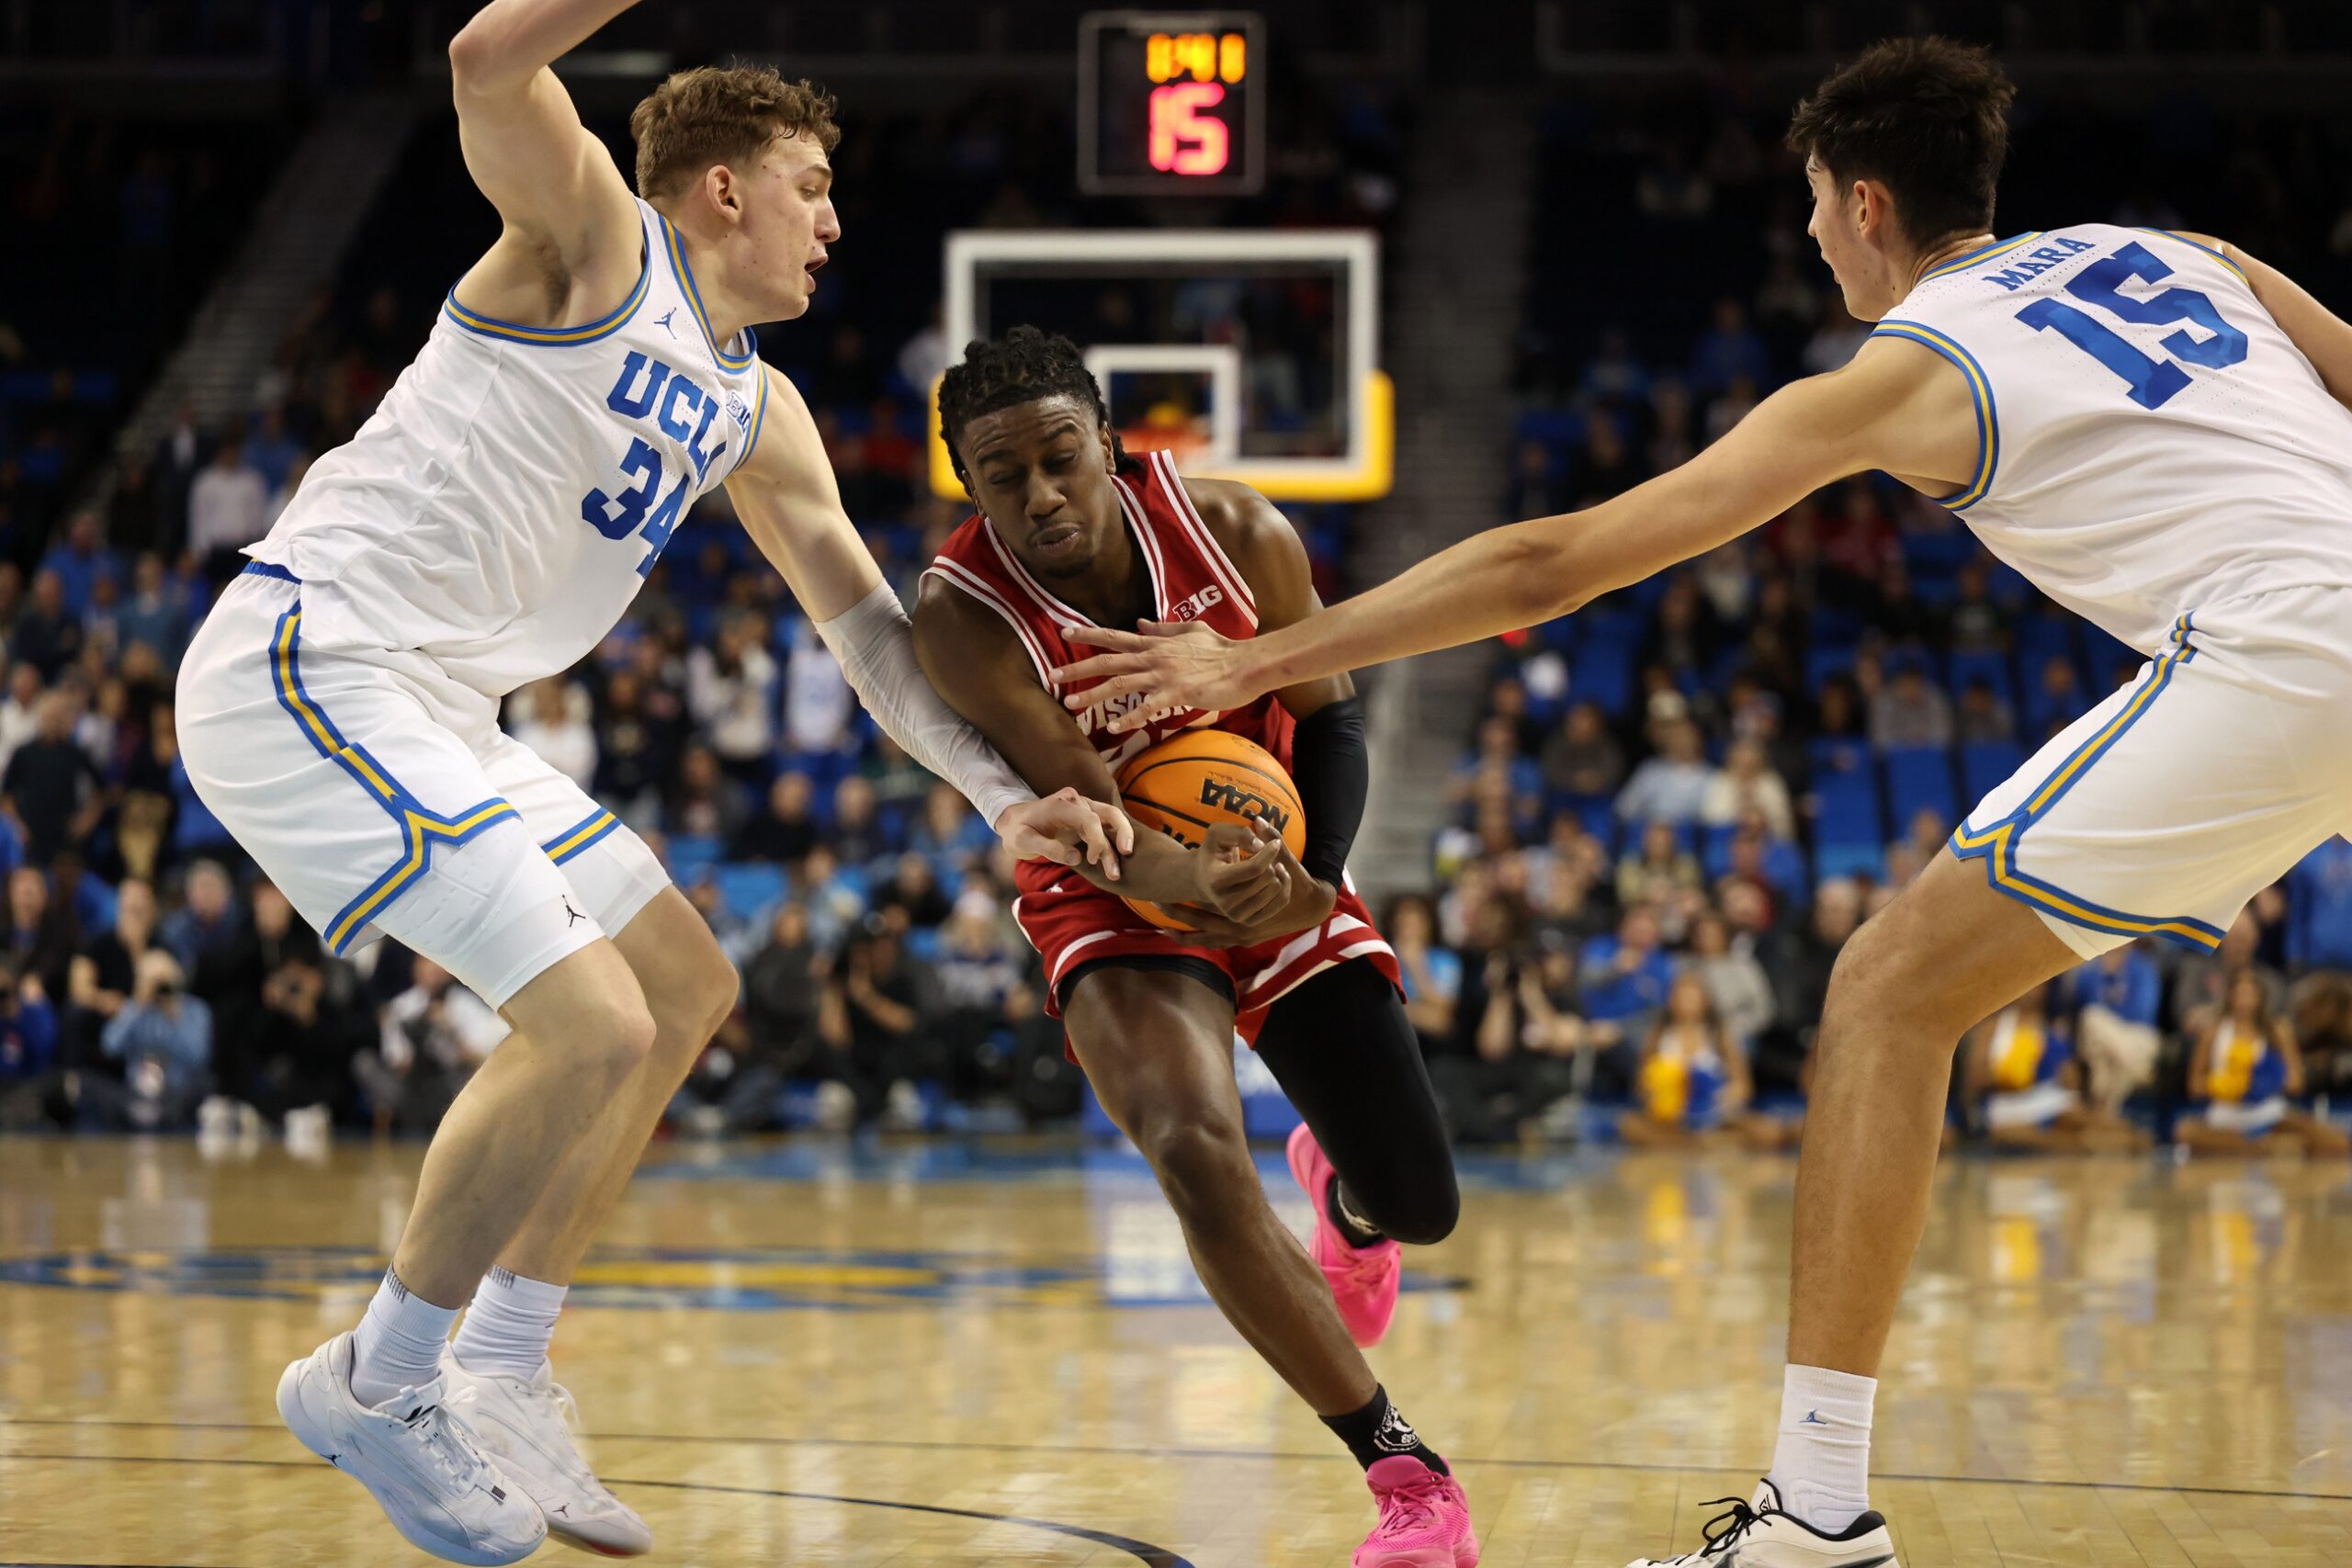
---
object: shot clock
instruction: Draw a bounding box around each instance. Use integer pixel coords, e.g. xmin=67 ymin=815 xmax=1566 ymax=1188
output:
xmin=1079 ymin=11 xmax=1264 ymax=196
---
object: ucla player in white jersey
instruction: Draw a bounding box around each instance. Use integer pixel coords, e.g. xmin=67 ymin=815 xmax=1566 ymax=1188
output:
xmin=174 ymin=2 xmax=1131 ymax=1561
xmin=1057 ymin=35 xmax=2352 ymax=1568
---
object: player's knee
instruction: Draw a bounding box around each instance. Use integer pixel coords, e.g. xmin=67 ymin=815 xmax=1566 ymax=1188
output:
xmin=1137 ymin=1112 xmax=1253 ymax=1229
xmin=1815 ymin=921 xmax=1928 ymax=1029
xmin=1822 ymin=912 xmax=1967 ymax=1049
xmin=581 ymin=997 xmax=659 ymax=1090
xmin=654 ymin=936 xmax=739 ymax=1042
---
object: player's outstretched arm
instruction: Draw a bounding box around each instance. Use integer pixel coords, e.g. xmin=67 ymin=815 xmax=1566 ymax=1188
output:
xmin=723 ymin=366 xmax=1133 ymax=875
xmin=1056 ymin=342 xmax=1970 ymax=732
xmin=1159 ymin=479 xmax=1366 ymax=945
xmin=447 ymin=0 xmax=643 ymax=281
xmin=910 ymin=579 xmax=1287 ymax=920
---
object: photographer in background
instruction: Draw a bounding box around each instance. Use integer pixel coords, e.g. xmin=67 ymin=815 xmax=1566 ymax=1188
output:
xmin=355 ymin=957 xmax=508 ymax=1135
xmin=673 ymin=902 xmax=815 ymax=1137
xmin=86 ymin=949 xmax=211 ymax=1129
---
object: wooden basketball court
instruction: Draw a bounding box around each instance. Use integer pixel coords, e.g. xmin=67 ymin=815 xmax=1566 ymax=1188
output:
xmin=5 ymin=1136 xmax=2349 ymax=1566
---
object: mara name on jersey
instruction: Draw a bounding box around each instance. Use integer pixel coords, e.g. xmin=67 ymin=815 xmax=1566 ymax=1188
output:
xmin=1868 ymin=222 xmax=2352 ymax=657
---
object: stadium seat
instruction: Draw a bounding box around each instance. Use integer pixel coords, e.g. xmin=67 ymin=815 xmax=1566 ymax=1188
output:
xmin=1814 ymin=841 xmax=1888 ymax=882
xmin=666 ymin=835 xmax=722 ymax=880
xmin=1806 ymin=736 xmax=1872 ymax=779
xmin=1961 ymin=740 xmax=2025 ymax=802
xmin=2076 ymin=622 xmax=2143 ymax=686
xmin=2017 ymin=615 xmax=2073 ymax=673
xmin=1616 ymin=818 xmax=1697 ymax=854
xmin=1569 ymin=637 xmax=1636 ymax=716
xmin=1811 ymin=767 xmax=1883 ymax=851
xmin=1882 ymin=746 xmax=1957 ymax=832
xmin=1946 ymin=649 xmax=2015 ymax=708
xmin=712 ymin=861 xmax=787 ymax=921
xmin=1805 ymin=643 xmax=1858 ymax=690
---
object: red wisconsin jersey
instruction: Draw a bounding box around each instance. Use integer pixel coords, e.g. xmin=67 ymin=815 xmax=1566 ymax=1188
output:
xmin=922 ymin=448 xmax=1398 ymax=1039
xmin=922 ymin=449 xmax=1293 ymax=779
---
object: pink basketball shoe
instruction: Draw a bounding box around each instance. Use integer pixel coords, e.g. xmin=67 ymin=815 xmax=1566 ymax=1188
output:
xmin=1357 ymin=1456 xmax=1480 ymax=1568
xmin=1288 ymin=1122 xmax=1402 ymax=1347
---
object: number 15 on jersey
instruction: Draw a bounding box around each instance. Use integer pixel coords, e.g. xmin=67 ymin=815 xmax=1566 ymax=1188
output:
xmin=2016 ymin=239 xmax=2247 ymax=410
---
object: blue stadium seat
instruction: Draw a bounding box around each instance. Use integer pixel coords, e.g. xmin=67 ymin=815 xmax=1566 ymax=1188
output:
xmin=1902 ymin=523 xmax=1975 ymax=579
xmin=1515 ymin=408 xmax=1586 ymax=448
xmin=1617 ymin=818 xmax=1697 ymax=854
xmin=1702 ymin=824 xmax=1737 ymax=877
xmin=2077 ymin=623 xmax=2143 ymax=689
xmin=1985 ymin=559 xmax=2033 ymax=604
xmin=2017 ymin=615 xmax=2073 ymax=673
xmin=1575 ymin=604 xmax=1641 ymax=649
xmin=1806 ymin=736 xmax=1872 ymax=779
xmin=1882 ymin=747 xmax=1957 ymax=833
xmin=1758 ymin=837 xmax=1810 ymax=896
xmin=778 ymin=750 xmax=859 ymax=818
xmin=2022 ymin=677 xmax=2089 ymax=739
xmin=1814 ymin=841 xmax=1888 ymax=882
xmin=1946 ymin=649 xmax=2014 ymax=708
xmin=667 ymin=835 xmax=721 ymax=880
xmin=1702 ymin=826 xmax=1807 ymax=894
xmin=1960 ymin=740 xmax=2025 ymax=802
xmin=1805 ymin=644 xmax=1858 ymax=690
xmin=1912 ymin=571 xmax=1961 ymax=606
xmin=1810 ymin=604 xmax=1864 ymax=645
xmin=1812 ymin=767 xmax=1883 ymax=850
xmin=712 ymin=862 xmax=786 ymax=921
xmin=1569 ymin=638 xmax=1636 ymax=716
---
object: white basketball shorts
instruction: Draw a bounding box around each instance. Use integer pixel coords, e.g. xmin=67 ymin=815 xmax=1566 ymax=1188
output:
xmin=175 ymin=566 xmax=669 ymax=1006
xmin=1952 ymin=585 xmax=2352 ymax=961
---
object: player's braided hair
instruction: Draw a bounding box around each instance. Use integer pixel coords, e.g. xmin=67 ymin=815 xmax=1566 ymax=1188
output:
xmin=936 ymin=326 xmax=1129 ymax=496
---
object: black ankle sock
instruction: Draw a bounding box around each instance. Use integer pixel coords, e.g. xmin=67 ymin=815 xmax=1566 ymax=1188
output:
xmin=1321 ymin=1384 xmax=1447 ymax=1475
xmin=1325 ymin=1179 xmax=1385 ymax=1249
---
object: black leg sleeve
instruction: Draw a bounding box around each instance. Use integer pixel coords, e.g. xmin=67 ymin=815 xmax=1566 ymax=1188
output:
xmin=1253 ymin=960 xmax=1462 ymax=1247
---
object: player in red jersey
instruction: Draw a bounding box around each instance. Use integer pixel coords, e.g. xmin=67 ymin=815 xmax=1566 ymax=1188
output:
xmin=913 ymin=329 xmax=1479 ymax=1568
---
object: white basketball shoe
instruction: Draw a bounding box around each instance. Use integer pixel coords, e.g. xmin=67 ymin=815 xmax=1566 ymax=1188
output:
xmin=1623 ymin=1481 xmax=1897 ymax=1568
xmin=442 ymin=1350 xmax=654 ymax=1558
xmin=277 ymin=1332 xmax=548 ymax=1565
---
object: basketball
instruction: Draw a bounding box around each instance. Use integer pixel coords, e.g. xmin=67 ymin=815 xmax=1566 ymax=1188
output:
xmin=1115 ymin=729 xmax=1306 ymax=931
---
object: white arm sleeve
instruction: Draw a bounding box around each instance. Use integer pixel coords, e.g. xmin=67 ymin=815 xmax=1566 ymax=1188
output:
xmin=812 ymin=581 xmax=1035 ymax=829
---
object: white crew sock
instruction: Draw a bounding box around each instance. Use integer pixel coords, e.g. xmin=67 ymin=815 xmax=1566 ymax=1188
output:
xmin=1766 ymin=1363 xmax=1876 ymax=1534
xmin=450 ymin=1266 xmax=569 ymax=1381
xmin=349 ymin=1269 xmax=461 ymax=1410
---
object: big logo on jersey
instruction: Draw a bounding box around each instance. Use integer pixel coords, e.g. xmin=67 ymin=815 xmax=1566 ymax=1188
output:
xmin=580 ymin=350 xmax=743 ymax=575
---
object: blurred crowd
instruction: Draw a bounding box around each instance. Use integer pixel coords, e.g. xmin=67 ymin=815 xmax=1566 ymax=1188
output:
xmin=3 ymin=77 xmax=2351 ymax=1155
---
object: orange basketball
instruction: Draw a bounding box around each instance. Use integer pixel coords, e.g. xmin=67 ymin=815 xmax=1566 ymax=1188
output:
xmin=1115 ymin=729 xmax=1306 ymax=931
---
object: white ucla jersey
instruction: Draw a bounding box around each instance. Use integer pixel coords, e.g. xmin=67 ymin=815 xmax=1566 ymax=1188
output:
xmin=1873 ymin=223 xmax=2352 ymax=655
xmin=247 ymin=197 xmax=771 ymax=695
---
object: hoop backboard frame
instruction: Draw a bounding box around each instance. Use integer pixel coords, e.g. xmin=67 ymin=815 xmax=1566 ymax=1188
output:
xmin=932 ymin=229 xmax=1391 ymax=502
xmin=1084 ymin=343 xmax=1242 ymax=464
